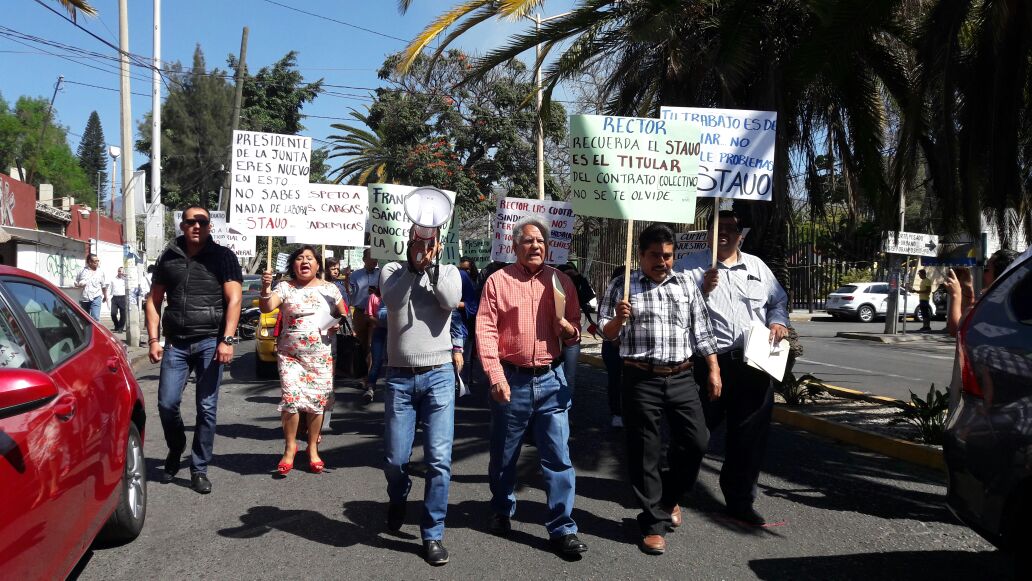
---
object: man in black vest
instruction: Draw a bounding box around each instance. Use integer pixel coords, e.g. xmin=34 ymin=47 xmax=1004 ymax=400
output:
xmin=145 ymin=205 xmax=242 ymax=494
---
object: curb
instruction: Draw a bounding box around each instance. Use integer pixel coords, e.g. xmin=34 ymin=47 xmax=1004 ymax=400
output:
xmin=835 ymin=331 xmax=952 ymax=344
xmin=577 ymin=351 xmax=943 ymax=472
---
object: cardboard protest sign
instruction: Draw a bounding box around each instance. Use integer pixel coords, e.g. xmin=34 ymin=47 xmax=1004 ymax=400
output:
xmin=675 ymin=231 xmax=708 ymax=261
xmin=367 ymin=184 xmax=455 ymax=261
xmin=282 ymin=185 xmax=367 ymax=247
xmin=461 ymin=238 xmax=491 ymax=266
xmin=228 ymin=130 xmax=312 ymax=236
xmin=569 ymin=114 xmax=700 ymax=223
xmin=275 ymin=252 xmax=289 ymax=272
xmin=340 ymin=247 xmax=366 ymax=268
xmin=441 ymin=226 xmax=462 ymax=266
xmin=659 ymin=107 xmax=776 ymax=201
xmin=490 ymin=197 xmax=574 ymax=264
xmin=174 ymin=211 xmax=256 ymax=258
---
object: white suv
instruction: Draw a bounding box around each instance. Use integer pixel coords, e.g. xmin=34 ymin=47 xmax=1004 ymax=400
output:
xmin=825 ymin=282 xmax=897 ymax=322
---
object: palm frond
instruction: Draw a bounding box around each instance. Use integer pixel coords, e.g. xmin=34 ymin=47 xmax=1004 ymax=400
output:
xmin=397 ymin=0 xmax=493 ymax=74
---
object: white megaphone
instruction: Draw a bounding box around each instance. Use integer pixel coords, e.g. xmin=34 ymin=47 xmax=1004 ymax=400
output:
xmin=403 ymin=187 xmax=453 ymax=265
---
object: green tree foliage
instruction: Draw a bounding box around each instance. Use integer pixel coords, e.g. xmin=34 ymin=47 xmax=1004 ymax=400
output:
xmin=0 ymin=93 xmax=92 ymax=205
xmin=227 ymin=51 xmax=323 ymax=135
xmin=309 ymin=147 xmax=331 ymax=184
xmin=76 ymin=111 xmax=107 ymax=201
xmin=328 ymin=50 xmax=566 ymax=212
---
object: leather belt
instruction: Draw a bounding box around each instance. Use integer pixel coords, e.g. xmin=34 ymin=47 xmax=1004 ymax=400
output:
xmin=390 ymin=364 xmax=444 ymax=375
xmin=624 ymin=359 xmax=694 ymax=376
xmin=717 ymin=349 xmax=745 ymax=361
xmin=502 ymin=359 xmax=562 ymax=377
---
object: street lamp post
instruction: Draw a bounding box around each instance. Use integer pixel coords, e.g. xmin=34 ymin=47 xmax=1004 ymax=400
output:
xmin=530 ymin=11 xmax=571 ymax=201
xmin=109 ymin=146 xmax=121 ymax=218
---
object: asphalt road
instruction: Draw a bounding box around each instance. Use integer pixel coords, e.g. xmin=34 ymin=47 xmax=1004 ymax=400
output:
xmin=73 ymin=346 xmax=1010 ymax=580
xmin=790 ymin=317 xmax=955 ymax=401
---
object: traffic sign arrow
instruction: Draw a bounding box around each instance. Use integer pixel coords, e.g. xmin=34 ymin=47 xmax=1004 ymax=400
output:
xmin=925 ymin=240 xmax=937 ymax=251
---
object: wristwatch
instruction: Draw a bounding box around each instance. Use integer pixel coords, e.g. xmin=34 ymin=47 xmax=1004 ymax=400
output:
xmin=221 ymin=336 xmax=240 ymax=345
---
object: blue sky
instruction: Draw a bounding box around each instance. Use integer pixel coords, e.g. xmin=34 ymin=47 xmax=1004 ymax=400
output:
xmin=2 ymin=0 xmax=578 ymax=191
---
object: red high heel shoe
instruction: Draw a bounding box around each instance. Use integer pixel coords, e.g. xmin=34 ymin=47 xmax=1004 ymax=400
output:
xmin=309 ymin=459 xmax=325 ymax=474
xmin=277 ymin=459 xmax=293 ymax=475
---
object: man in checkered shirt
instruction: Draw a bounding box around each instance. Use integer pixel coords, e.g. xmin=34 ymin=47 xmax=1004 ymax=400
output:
xmin=598 ymin=223 xmax=721 ymax=555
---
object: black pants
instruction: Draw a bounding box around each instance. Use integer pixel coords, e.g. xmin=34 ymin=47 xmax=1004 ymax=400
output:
xmin=111 ymin=295 xmax=127 ymax=330
xmin=623 ymin=365 xmax=709 ymax=536
xmin=601 ymin=341 xmax=623 ymax=416
xmin=693 ymin=354 xmax=774 ymax=510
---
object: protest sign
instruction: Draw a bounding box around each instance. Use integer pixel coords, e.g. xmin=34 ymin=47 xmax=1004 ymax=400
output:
xmin=461 ymin=238 xmax=491 ymax=266
xmin=569 ymin=114 xmax=700 ymax=223
xmin=675 ymin=227 xmax=749 ymax=261
xmin=441 ymin=226 xmax=461 ymax=266
xmin=173 ymin=211 xmax=256 ymax=258
xmin=228 ymin=130 xmax=312 ymax=236
xmin=490 ymin=197 xmax=574 ymax=264
xmin=275 ymin=252 xmax=289 ymax=272
xmin=282 ymin=185 xmax=367 ymax=246
xmin=340 ymin=247 xmax=366 ymax=268
xmin=367 ymin=184 xmax=455 ymax=261
xmin=660 ymin=107 xmax=776 ymax=201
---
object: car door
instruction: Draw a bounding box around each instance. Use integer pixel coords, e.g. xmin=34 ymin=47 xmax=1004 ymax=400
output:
xmin=869 ymin=284 xmax=890 ymax=314
xmin=0 ymin=279 xmax=112 ymax=574
xmin=0 ymin=291 xmax=86 ymax=579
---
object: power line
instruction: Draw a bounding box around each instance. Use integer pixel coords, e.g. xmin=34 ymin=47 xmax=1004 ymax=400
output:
xmin=259 ymin=0 xmax=410 ymax=43
xmin=64 ymin=79 xmax=151 ymax=98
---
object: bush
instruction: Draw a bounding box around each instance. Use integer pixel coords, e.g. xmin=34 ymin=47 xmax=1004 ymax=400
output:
xmin=891 ymin=384 xmax=948 ymax=445
xmin=777 ymin=373 xmax=825 ymax=405
xmin=840 ymin=267 xmax=877 ymax=285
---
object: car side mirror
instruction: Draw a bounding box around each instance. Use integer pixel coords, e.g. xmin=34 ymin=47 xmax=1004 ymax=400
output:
xmin=0 ymin=369 xmax=59 ymax=419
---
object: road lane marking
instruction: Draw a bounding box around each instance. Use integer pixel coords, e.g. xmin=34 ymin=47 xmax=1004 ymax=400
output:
xmin=796 ymin=358 xmax=928 ymax=382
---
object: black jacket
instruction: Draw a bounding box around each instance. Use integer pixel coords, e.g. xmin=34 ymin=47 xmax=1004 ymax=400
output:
xmin=154 ymin=236 xmax=242 ymax=341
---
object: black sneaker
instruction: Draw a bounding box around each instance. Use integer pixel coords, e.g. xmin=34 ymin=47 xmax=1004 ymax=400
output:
xmin=191 ymin=472 xmax=212 ymax=494
xmin=549 ymin=533 xmax=588 ymax=556
xmin=488 ymin=513 xmax=511 ymax=536
xmin=422 ymin=540 xmax=449 ymax=566
xmin=727 ymin=505 xmax=765 ymax=526
xmin=387 ymin=501 xmax=406 ymax=531
xmin=161 ymin=447 xmax=184 ymax=483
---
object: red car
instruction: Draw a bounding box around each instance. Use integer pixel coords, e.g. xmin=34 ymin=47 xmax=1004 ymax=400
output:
xmin=0 ymin=266 xmax=147 ymax=578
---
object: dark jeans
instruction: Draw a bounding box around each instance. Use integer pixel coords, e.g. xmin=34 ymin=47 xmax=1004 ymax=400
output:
xmin=157 ymin=337 xmax=224 ymax=475
xmin=111 ymin=295 xmax=127 ymax=330
xmin=622 ymin=364 xmax=709 ymax=536
xmin=601 ymin=341 xmax=623 ymax=416
xmin=366 ymin=328 xmax=387 ymax=385
xmin=693 ymin=354 xmax=774 ymax=510
xmin=918 ymin=299 xmax=932 ymax=327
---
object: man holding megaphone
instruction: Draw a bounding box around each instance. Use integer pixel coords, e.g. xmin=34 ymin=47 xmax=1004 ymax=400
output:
xmin=379 ymin=188 xmax=462 ymax=566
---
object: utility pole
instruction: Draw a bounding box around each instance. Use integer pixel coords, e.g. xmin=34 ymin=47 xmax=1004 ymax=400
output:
xmin=534 ymin=14 xmax=544 ymax=200
xmin=220 ymin=26 xmax=248 ymax=213
xmin=146 ymin=0 xmax=165 ymax=260
xmin=883 ymin=189 xmax=906 ymax=334
xmin=26 ymin=75 xmax=64 ymax=185
xmin=119 ymin=0 xmax=141 ymax=347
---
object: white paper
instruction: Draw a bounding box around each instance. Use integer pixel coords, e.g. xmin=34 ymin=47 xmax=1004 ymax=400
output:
xmin=743 ymin=322 xmax=790 ymax=381
xmin=552 ymin=271 xmax=567 ymax=320
xmin=457 ymin=374 xmax=469 ymax=398
xmin=310 ymin=299 xmax=340 ymax=334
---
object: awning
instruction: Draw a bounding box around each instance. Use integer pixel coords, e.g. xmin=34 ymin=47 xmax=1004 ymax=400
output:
xmin=1 ymin=226 xmax=88 ymax=252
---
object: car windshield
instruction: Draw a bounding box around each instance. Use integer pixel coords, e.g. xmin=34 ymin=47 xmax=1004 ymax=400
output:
xmin=832 ymin=285 xmax=858 ymax=294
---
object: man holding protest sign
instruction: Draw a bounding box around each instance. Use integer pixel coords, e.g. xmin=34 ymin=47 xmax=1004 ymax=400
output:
xmin=379 ymin=223 xmax=461 ymax=566
xmin=677 ymin=210 xmax=789 ymax=526
xmin=598 ymin=223 xmax=721 ymax=555
xmin=476 ymin=216 xmax=588 ymax=558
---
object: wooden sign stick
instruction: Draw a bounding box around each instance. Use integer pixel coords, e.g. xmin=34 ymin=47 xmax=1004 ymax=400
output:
xmin=623 ymin=219 xmax=634 ymax=302
xmin=710 ymin=196 xmax=721 ymax=268
xmin=321 ymin=244 xmax=326 ymax=278
xmin=266 ymin=236 xmax=273 ymax=273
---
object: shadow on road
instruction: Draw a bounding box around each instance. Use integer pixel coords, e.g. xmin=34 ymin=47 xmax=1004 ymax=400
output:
xmin=749 ymin=550 xmax=1014 ymax=580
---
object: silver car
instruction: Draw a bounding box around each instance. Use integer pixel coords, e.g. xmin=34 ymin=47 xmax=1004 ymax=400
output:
xmin=944 ymin=252 xmax=1032 ymax=550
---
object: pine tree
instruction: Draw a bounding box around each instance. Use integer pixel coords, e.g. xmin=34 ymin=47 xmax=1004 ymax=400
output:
xmin=76 ymin=111 xmax=107 ymax=204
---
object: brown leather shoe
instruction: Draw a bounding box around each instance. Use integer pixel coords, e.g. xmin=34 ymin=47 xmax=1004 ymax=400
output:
xmin=667 ymin=504 xmax=682 ymax=528
xmin=641 ymin=534 xmax=666 ymax=555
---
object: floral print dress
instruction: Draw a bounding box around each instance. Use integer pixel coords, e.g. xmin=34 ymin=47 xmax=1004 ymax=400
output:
xmin=273 ymin=280 xmax=343 ymax=414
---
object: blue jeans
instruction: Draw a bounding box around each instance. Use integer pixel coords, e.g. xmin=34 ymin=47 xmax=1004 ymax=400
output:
xmin=157 ymin=337 xmax=223 ymax=475
xmin=383 ymin=363 xmax=455 ymax=540
xmin=562 ymin=343 xmax=581 ymax=394
xmin=366 ymin=329 xmax=387 ymax=385
xmin=80 ymin=297 xmax=101 ymax=322
xmin=489 ymin=363 xmax=577 ymax=538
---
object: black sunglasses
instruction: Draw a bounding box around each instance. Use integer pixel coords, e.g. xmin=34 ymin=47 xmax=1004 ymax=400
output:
xmin=183 ymin=218 xmax=211 ymax=227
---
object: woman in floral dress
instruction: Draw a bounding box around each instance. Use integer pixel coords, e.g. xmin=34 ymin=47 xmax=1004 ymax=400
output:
xmin=259 ymin=246 xmax=346 ymax=474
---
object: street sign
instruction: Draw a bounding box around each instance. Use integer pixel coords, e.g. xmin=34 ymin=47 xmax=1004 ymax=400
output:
xmin=883 ymin=231 xmax=939 ymax=257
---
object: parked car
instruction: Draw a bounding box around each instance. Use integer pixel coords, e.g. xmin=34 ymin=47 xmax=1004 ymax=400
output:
xmin=825 ymin=282 xmax=902 ymax=322
xmin=240 ymin=274 xmax=263 ymax=306
xmin=0 ymin=266 xmax=147 ymax=578
xmin=943 ymin=252 xmax=1032 ymax=551
xmin=255 ymin=306 xmax=279 ymax=378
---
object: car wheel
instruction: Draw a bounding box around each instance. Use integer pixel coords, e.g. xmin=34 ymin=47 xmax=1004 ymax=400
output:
xmin=97 ymin=422 xmax=146 ymax=545
xmin=857 ymin=304 xmax=876 ymax=323
xmin=256 ymin=358 xmax=277 ymax=379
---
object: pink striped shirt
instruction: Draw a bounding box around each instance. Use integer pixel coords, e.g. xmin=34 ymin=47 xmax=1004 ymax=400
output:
xmin=476 ymin=263 xmax=581 ymax=386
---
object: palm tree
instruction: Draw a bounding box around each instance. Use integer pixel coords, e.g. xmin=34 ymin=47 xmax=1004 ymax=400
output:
xmin=54 ymin=0 xmax=96 ymax=17
xmin=326 ymin=109 xmax=393 ymax=185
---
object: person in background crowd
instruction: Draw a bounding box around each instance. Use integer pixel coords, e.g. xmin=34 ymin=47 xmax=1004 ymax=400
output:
xmin=260 ymin=246 xmax=346 ymax=475
xmin=146 ymin=206 xmax=242 ymax=494
xmin=110 ymin=267 xmax=127 ymax=331
xmin=349 ymin=249 xmax=381 ymax=378
xmin=556 ymin=262 xmax=595 ymax=392
xmin=75 ymin=253 xmax=107 ymax=322
xmin=945 ymin=248 xmax=1019 ymax=336
xmin=324 ymin=258 xmax=355 ymax=376
xmin=476 ymin=216 xmax=588 ymax=558
xmin=598 ymin=223 xmax=720 ymax=555
xmin=677 ymin=210 xmax=789 ymax=527
xmin=449 ymin=263 xmax=479 ymax=385
xmin=917 ymin=269 xmax=933 ymax=332
xmin=601 ymin=265 xmax=626 ymax=428
xmin=380 ymin=223 xmax=462 ymax=566
xmin=477 ymin=260 xmax=508 ymax=293
xmin=362 ymin=284 xmax=387 ymax=404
